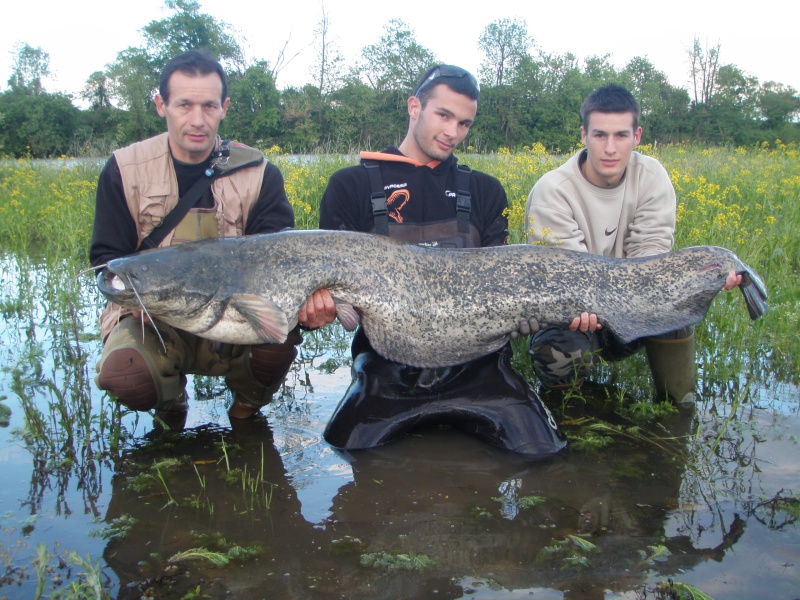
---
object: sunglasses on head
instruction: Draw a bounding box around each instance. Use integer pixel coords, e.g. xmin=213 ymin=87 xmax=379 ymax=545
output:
xmin=413 ymin=66 xmax=480 ymax=97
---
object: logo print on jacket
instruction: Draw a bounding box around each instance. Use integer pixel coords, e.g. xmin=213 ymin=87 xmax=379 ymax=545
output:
xmin=388 ymin=190 xmax=410 ymax=223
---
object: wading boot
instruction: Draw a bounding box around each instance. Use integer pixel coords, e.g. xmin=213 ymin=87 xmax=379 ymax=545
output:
xmin=644 ymin=332 xmax=696 ymax=406
xmin=228 ymin=394 xmax=264 ymax=420
xmin=153 ymin=392 xmax=189 ymax=431
xmin=228 ymin=331 xmax=301 ymax=421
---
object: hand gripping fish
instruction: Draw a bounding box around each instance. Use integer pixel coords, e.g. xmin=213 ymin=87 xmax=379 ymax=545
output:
xmin=96 ymin=229 xmax=768 ymax=368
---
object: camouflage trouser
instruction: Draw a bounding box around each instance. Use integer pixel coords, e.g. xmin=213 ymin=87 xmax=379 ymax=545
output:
xmin=95 ymin=317 xmax=301 ymax=412
xmin=528 ymin=326 xmax=693 ymax=389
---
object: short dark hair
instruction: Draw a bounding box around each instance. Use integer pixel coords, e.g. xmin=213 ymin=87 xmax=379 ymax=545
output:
xmin=580 ymin=84 xmax=640 ymax=130
xmin=159 ymin=50 xmax=228 ymax=104
xmin=413 ymin=64 xmax=480 ymax=107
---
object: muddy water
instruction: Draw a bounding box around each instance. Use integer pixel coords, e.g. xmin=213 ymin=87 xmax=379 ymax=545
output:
xmin=0 ymin=256 xmax=798 ymax=599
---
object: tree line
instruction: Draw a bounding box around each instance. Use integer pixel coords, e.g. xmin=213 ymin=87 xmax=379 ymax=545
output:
xmin=1 ymin=0 xmax=798 ymax=158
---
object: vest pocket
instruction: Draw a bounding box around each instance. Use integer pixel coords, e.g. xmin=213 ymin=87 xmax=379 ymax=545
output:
xmin=137 ymin=182 xmax=171 ymax=228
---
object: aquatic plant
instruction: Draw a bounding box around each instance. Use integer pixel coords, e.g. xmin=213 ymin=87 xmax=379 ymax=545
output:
xmin=360 ymin=551 xmax=435 ymax=571
xmin=89 ymin=515 xmax=138 ymax=541
xmin=655 ymin=579 xmax=716 ymax=600
xmin=189 ymin=531 xmax=264 ymax=563
xmin=491 ymin=494 xmax=546 ymax=509
xmin=540 ymin=533 xmax=598 ymax=570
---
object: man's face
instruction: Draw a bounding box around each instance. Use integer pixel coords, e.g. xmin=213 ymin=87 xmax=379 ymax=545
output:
xmin=155 ymin=71 xmax=230 ymax=164
xmin=580 ymin=111 xmax=642 ymax=188
xmin=406 ymin=84 xmax=477 ymax=163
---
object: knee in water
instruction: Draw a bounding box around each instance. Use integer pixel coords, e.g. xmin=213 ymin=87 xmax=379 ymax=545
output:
xmin=528 ymin=328 xmax=598 ymax=388
xmin=248 ymin=341 xmax=298 ymax=387
xmin=97 ymin=347 xmax=158 ymax=411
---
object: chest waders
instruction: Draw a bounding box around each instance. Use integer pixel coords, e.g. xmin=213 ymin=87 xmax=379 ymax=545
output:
xmin=364 ymin=159 xmax=480 ymax=247
xmin=322 ymin=161 xmax=567 ymax=460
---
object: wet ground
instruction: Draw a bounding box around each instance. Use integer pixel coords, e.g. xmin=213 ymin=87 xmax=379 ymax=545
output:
xmin=0 ymin=256 xmax=798 ymax=599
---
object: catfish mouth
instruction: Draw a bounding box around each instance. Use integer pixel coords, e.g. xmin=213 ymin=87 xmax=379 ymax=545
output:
xmin=96 ymin=268 xmax=139 ymax=304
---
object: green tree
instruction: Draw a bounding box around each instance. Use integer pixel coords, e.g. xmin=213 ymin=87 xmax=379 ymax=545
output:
xmin=471 ymin=18 xmax=540 ymax=150
xmin=279 ymin=86 xmax=322 ymax=151
xmin=472 ymin=54 xmax=545 ymax=151
xmin=701 ymin=64 xmax=760 ymax=144
xmin=477 ymin=17 xmax=533 ymax=87
xmin=6 ymin=43 xmax=50 ymax=95
xmin=531 ymin=51 xmax=590 ymax=151
xmin=326 ymin=77 xmax=390 ymax=150
xmin=622 ymin=57 xmax=690 ymax=143
xmin=358 ymin=19 xmax=436 ymax=94
xmin=105 ymin=47 xmax=162 ymax=143
xmin=223 ymin=61 xmax=281 ymax=147
xmin=81 ymin=71 xmax=113 ymax=110
xmin=758 ymin=82 xmax=800 ymax=130
xmin=469 ymin=84 xmax=516 ymax=150
xmin=141 ymin=0 xmax=245 ymax=72
xmin=77 ymin=71 xmax=124 ymax=153
xmin=581 ymin=54 xmax=619 ymax=90
xmin=0 ymin=90 xmax=79 ymax=156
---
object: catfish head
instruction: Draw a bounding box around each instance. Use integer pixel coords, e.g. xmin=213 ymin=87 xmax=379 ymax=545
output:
xmin=97 ymin=238 xmax=293 ymax=344
xmin=97 ymin=240 xmax=226 ymax=329
xmin=96 ymin=236 xmax=356 ymax=346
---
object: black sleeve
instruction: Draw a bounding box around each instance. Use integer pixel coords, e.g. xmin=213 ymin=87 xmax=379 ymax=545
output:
xmin=473 ymin=173 xmax=510 ymax=247
xmin=89 ymin=155 xmax=139 ymax=268
xmin=244 ymin=162 xmax=295 ymax=235
xmin=319 ymin=166 xmax=371 ymax=232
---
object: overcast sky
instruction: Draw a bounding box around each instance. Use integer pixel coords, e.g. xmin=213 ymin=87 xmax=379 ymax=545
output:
xmin=2 ymin=0 xmax=797 ymax=101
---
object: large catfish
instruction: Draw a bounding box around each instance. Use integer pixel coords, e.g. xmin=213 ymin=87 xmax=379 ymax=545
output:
xmin=96 ymin=229 xmax=768 ymax=368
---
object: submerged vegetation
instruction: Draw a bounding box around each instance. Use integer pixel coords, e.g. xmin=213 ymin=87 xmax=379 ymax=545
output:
xmin=0 ymin=143 xmax=798 ymax=597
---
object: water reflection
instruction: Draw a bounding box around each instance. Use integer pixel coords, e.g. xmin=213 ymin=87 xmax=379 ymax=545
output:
xmin=102 ymin=422 xmax=319 ymax=597
xmin=95 ymin=411 xmax=761 ymax=599
xmin=0 ymin=253 xmax=798 ymax=599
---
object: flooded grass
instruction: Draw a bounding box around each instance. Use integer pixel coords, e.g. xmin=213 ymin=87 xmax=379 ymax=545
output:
xmin=0 ymin=145 xmax=798 ymax=598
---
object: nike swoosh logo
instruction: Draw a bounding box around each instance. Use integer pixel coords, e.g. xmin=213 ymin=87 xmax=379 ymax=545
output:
xmin=605 ymin=227 xmax=617 ymax=236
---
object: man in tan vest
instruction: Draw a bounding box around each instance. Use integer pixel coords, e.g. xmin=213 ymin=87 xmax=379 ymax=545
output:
xmin=90 ymin=50 xmax=334 ymax=427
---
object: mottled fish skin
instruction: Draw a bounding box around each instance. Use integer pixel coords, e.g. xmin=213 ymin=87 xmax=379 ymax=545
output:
xmin=97 ymin=230 xmax=768 ymax=368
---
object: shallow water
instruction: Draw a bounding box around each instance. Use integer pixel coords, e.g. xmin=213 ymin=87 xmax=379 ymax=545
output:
xmin=0 ymin=255 xmax=798 ymax=599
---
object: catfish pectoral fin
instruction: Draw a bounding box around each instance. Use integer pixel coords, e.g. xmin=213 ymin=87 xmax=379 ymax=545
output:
xmin=229 ymin=294 xmax=290 ymax=343
xmin=334 ymin=300 xmax=361 ymax=331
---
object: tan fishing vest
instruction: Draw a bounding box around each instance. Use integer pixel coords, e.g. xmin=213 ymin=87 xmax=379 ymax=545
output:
xmin=99 ymin=133 xmax=267 ymax=340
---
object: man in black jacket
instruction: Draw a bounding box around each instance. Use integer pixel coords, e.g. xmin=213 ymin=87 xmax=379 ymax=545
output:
xmin=303 ymin=65 xmax=566 ymax=459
